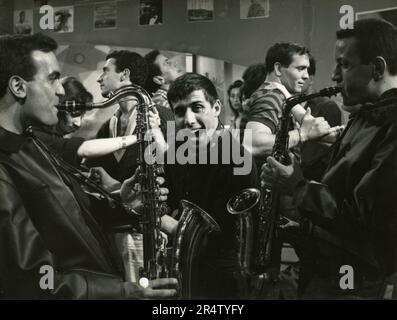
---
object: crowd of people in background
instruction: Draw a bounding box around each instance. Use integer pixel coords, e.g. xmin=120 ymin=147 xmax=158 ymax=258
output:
xmin=1 ymin=17 xmax=397 ymax=300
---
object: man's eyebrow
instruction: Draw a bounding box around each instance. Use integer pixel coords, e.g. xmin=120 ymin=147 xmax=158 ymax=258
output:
xmin=48 ymin=71 xmax=61 ymax=80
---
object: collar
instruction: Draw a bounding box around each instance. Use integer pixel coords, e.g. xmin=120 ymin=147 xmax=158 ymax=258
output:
xmin=379 ymin=88 xmax=397 ymax=100
xmin=0 ymin=127 xmax=29 ymax=154
xmin=352 ymin=88 xmax=397 ymax=123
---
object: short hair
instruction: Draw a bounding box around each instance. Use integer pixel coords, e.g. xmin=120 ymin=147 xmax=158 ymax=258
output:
xmin=143 ymin=49 xmax=162 ymax=94
xmin=60 ymin=77 xmax=93 ymax=110
xmin=106 ymin=50 xmax=148 ymax=87
xmin=308 ymin=54 xmax=316 ymax=76
xmin=0 ymin=33 xmax=58 ymax=99
xmin=167 ymin=73 xmax=218 ymax=109
xmin=265 ymin=42 xmax=310 ymax=73
xmin=241 ymin=62 xmax=267 ymax=98
xmin=336 ymin=18 xmax=397 ymax=75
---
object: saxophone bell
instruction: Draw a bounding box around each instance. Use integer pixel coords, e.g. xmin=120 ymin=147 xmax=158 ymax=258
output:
xmin=227 ymin=188 xmax=261 ymax=277
xmin=227 ymin=188 xmax=261 ymax=215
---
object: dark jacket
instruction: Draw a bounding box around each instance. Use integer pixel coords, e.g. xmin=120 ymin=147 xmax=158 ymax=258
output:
xmin=296 ymin=89 xmax=397 ymax=298
xmin=0 ymin=127 xmax=130 ymax=299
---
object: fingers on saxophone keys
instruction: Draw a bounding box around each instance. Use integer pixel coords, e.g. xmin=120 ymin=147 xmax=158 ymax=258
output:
xmin=156 ymin=187 xmax=169 ymax=201
xmin=156 ymin=176 xmax=165 ymax=185
xmin=150 ymin=277 xmax=179 ymax=289
xmin=260 ymin=162 xmax=276 ymax=188
xmin=328 ymin=125 xmax=345 ymax=134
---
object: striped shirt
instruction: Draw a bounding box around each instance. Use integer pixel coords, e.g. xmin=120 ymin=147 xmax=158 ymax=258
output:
xmin=152 ymin=88 xmax=171 ymax=109
xmin=246 ymin=82 xmax=287 ymax=133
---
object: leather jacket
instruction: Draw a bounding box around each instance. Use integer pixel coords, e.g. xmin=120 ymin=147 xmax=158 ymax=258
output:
xmin=295 ymin=89 xmax=397 ymax=297
xmin=0 ymin=127 xmax=130 ymax=299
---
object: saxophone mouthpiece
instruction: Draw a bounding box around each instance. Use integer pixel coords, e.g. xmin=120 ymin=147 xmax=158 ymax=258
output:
xmin=319 ymin=86 xmax=342 ymax=97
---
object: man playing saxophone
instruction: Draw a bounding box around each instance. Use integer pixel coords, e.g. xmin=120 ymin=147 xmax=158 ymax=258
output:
xmin=262 ymin=18 xmax=397 ymax=299
xmin=161 ymin=73 xmax=260 ymax=299
xmin=0 ymin=33 xmax=178 ymax=299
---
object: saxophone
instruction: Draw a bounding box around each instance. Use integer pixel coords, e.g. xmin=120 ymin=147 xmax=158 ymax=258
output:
xmin=132 ymin=85 xmax=221 ymax=298
xmin=76 ymin=85 xmax=221 ymax=298
xmin=56 ymin=85 xmax=140 ymax=113
xmin=227 ymin=86 xmax=341 ymax=280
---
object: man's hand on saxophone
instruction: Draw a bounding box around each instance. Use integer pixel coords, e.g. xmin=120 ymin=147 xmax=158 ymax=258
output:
xmin=261 ymin=153 xmax=304 ymax=196
xmin=120 ymin=166 xmax=169 ymax=212
xmin=123 ymin=277 xmax=179 ymax=299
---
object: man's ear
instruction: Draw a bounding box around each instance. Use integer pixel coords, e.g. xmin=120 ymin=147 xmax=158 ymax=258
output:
xmin=372 ymin=56 xmax=386 ymax=81
xmin=213 ymin=99 xmax=222 ymax=116
xmin=274 ymin=62 xmax=282 ymax=77
xmin=120 ymin=68 xmax=131 ymax=82
xmin=153 ymin=75 xmax=165 ymax=86
xmin=8 ymin=76 xmax=27 ymax=99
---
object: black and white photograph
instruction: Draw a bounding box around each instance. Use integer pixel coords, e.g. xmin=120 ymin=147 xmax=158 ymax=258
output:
xmin=240 ymin=0 xmax=269 ymax=19
xmin=13 ymin=9 xmax=33 ymax=34
xmin=187 ymin=0 xmax=214 ymax=22
xmin=94 ymin=2 xmax=117 ymax=30
xmin=1 ymin=0 xmax=397 ymax=306
xmin=139 ymin=0 xmax=162 ymax=26
xmin=53 ymin=6 xmax=74 ymax=33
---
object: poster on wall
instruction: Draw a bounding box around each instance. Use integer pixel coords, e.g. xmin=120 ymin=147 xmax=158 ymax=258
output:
xmin=53 ymin=6 xmax=74 ymax=33
xmin=240 ymin=0 xmax=269 ymax=19
xmin=356 ymin=6 xmax=397 ymax=27
xmin=139 ymin=0 xmax=162 ymax=26
xmin=187 ymin=0 xmax=214 ymax=22
xmin=34 ymin=0 xmax=52 ymax=7
xmin=14 ymin=9 xmax=33 ymax=35
xmin=94 ymin=2 xmax=117 ymax=30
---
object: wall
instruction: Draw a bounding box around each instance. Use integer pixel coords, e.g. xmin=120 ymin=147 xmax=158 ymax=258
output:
xmin=0 ymin=0 xmax=13 ymax=34
xmin=4 ymin=0 xmax=397 ymax=131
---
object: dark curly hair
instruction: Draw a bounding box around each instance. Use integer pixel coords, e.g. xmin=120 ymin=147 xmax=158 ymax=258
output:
xmin=265 ymin=42 xmax=310 ymax=73
xmin=241 ymin=63 xmax=267 ymax=99
xmin=59 ymin=77 xmax=93 ymax=108
xmin=106 ymin=50 xmax=148 ymax=87
xmin=0 ymin=33 xmax=58 ymax=99
xmin=143 ymin=49 xmax=162 ymax=94
xmin=167 ymin=73 xmax=218 ymax=109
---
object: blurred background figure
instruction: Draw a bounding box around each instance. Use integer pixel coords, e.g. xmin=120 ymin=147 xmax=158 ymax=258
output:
xmin=57 ymin=77 xmax=93 ymax=136
xmin=227 ymin=80 xmax=245 ymax=142
xmin=247 ymin=0 xmax=265 ymax=18
xmin=227 ymin=79 xmax=244 ymax=129
xmin=14 ymin=10 xmax=32 ymax=34
xmin=300 ymin=55 xmax=342 ymax=181
xmin=241 ymin=62 xmax=267 ymax=105
xmin=54 ymin=9 xmax=72 ymax=33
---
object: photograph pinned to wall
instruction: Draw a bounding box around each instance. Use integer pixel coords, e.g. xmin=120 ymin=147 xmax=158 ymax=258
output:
xmin=14 ymin=9 xmax=33 ymax=35
xmin=356 ymin=6 xmax=397 ymax=27
xmin=34 ymin=0 xmax=51 ymax=7
xmin=54 ymin=6 xmax=74 ymax=33
xmin=187 ymin=0 xmax=214 ymax=22
xmin=94 ymin=2 xmax=117 ymax=30
xmin=240 ymin=0 xmax=269 ymax=19
xmin=140 ymin=0 xmax=162 ymax=26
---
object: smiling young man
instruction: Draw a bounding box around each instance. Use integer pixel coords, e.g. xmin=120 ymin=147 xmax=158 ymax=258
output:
xmin=244 ymin=42 xmax=332 ymax=162
xmin=261 ymin=18 xmax=397 ymax=299
xmin=0 ymin=34 xmax=177 ymax=299
xmin=163 ymin=73 xmax=259 ymax=299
